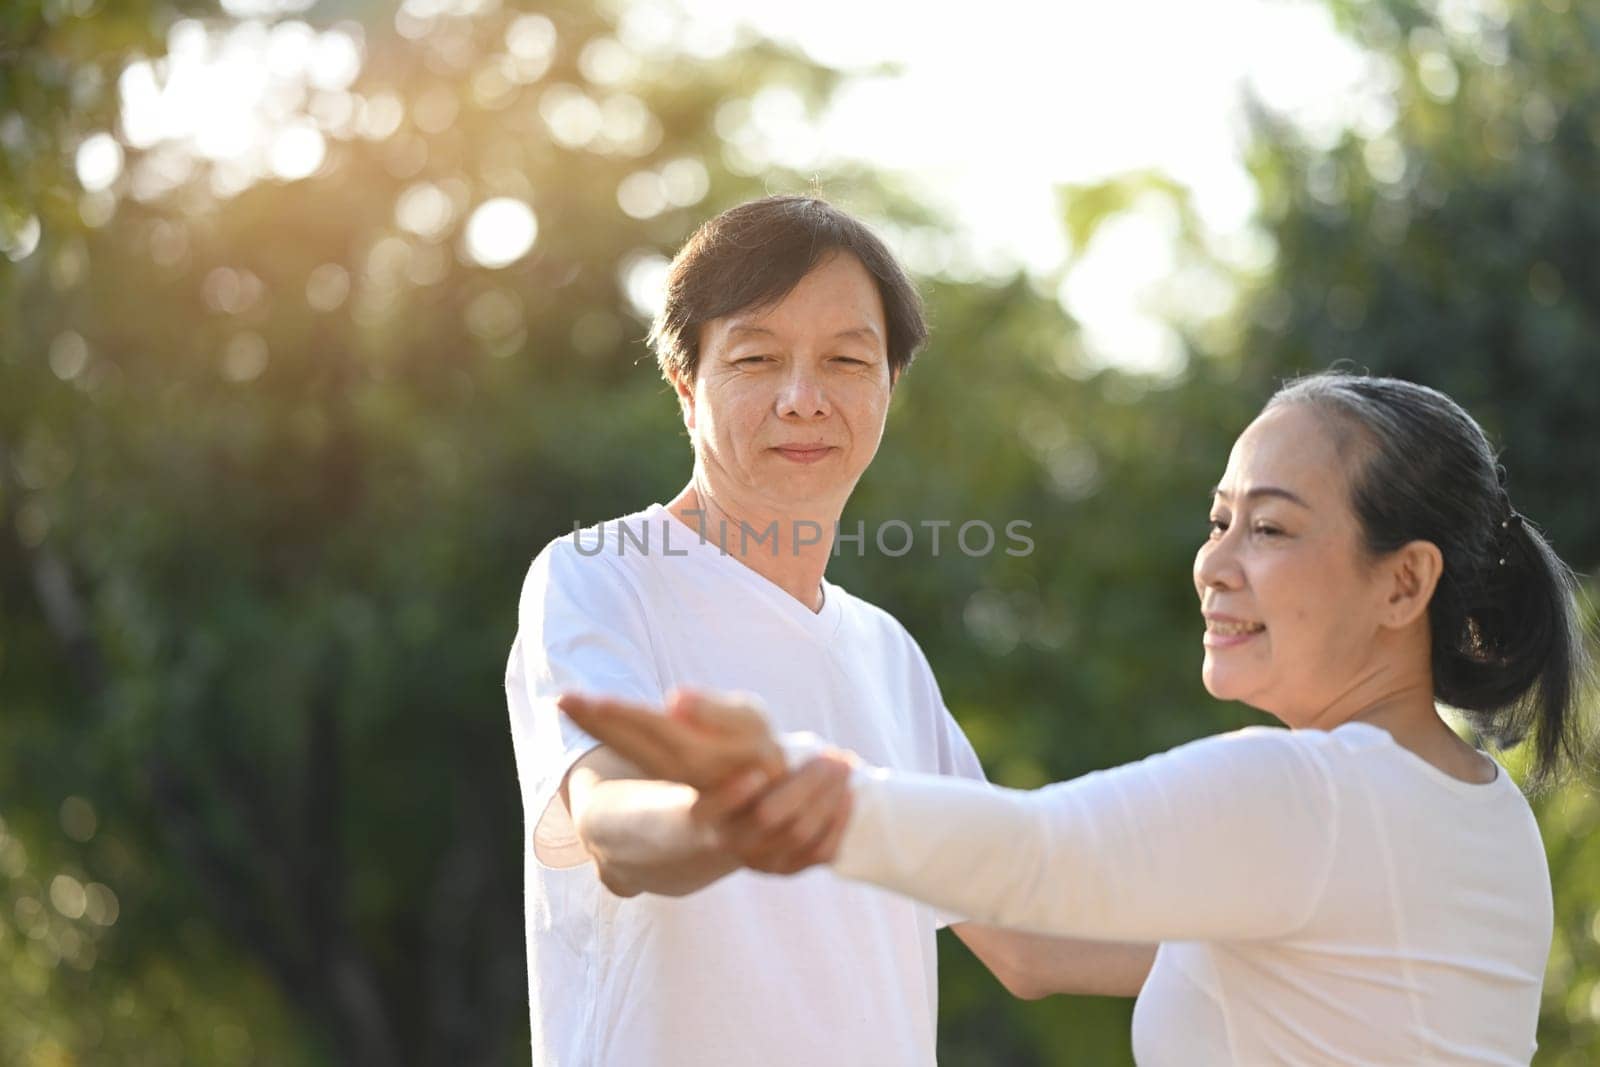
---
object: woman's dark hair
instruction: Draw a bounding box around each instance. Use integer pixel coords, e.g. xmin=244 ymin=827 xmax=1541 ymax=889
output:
xmin=1267 ymin=371 xmax=1593 ymax=790
xmin=648 ymin=195 xmax=928 ymax=384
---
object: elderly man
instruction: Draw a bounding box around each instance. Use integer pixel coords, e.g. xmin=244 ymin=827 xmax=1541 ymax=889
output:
xmin=505 ymin=196 xmax=1152 ymax=1066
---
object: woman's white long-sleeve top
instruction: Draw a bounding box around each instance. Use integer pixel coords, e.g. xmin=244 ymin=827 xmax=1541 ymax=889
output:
xmin=834 ymin=721 xmax=1552 ymax=1065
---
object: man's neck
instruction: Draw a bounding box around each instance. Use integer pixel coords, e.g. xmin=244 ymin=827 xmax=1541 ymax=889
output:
xmin=666 ymin=482 xmax=837 ymax=613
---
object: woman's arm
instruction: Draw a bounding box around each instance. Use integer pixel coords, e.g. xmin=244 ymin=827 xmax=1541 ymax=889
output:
xmin=561 ymin=690 xmax=1341 ymax=943
xmin=835 ymin=730 xmax=1339 ymax=943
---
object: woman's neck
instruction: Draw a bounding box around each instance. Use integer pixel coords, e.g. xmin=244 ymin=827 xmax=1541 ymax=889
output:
xmin=1330 ymin=691 xmax=1499 ymax=785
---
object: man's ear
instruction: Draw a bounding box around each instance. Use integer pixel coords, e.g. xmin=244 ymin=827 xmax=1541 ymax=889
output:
xmin=1381 ymin=540 xmax=1444 ymax=629
xmin=669 ymin=368 xmax=696 ymax=430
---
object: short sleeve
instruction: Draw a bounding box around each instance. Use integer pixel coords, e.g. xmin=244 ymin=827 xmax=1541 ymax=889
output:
xmin=901 ymin=633 xmax=987 ymax=784
xmin=936 ymin=706 xmax=987 ymax=784
xmin=505 ymin=538 xmax=663 ymax=868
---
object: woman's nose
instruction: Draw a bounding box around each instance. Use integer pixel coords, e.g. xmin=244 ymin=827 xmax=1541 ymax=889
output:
xmin=1194 ymin=536 xmax=1243 ymax=594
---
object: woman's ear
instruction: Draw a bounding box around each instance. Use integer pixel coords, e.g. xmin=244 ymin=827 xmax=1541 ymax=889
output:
xmin=1381 ymin=540 xmax=1444 ymax=629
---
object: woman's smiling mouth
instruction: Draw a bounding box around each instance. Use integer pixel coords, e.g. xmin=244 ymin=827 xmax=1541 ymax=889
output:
xmin=1203 ymin=614 xmax=1267 ymax=647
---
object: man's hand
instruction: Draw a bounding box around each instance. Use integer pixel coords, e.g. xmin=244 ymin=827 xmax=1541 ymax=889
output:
xmin=561 ymin=687 xmax=858 ymax=877
xmin=558 ymin=688 xmax=785 ymax=790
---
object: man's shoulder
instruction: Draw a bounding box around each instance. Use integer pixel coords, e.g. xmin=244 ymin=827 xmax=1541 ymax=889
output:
xmin=521 ymin=506 xmax=668 ymax=601
xmin=553 ymin=504 xmax=663 ymax=551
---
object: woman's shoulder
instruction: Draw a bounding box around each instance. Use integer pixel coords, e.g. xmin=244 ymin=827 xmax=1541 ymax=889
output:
xmin=1195 ymin=721 xmax=1399 ymax=760
xmin=1147 ymin=724 xmax=1343 ymax=797
xmin=1180 ymin=723 xmax=1348 ymax=758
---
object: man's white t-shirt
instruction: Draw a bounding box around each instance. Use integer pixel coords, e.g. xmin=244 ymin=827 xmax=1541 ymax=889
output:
xmin=505 ymin=504 xmax=985 ymax=1067
xmin=834 ymin=721 xmax=1553 ymax=1065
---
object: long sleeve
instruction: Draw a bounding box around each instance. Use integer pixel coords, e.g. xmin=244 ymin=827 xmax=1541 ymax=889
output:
xmin=832 ymin=726 xmax=1341 ymax=943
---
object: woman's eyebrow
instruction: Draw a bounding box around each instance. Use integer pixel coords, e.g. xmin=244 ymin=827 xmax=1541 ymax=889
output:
xmin=1209 ymin=485 xmax=1313 ymax=509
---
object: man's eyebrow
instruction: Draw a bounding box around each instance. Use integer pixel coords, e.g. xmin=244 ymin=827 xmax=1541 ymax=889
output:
xmin=1209 ymin=485 xmax=1313 ymax=509
xmin=723 ymin=324 xmax=882 ymax=342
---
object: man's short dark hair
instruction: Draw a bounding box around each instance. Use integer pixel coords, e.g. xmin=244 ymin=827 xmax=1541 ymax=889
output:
xmin=648 ymin=195 xmax=928 ymax=384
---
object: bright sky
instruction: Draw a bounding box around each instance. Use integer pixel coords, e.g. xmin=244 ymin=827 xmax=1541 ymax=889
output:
xmin=680 ymin=0 xmax=1368 ymax=258
xmin=630 ymin=0 xmax=1388 ymax=373
xmin=78 ymin=0 xmax=1393 ymax=377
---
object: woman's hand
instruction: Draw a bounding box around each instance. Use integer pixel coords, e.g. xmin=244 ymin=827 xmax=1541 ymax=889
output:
xmin=559 ymin=687 xmax=857 ymax=873
xmin=692 ymin=746 xmax=856 ymax=873
xmin=558 ymin=687 xmax=786 ymax=791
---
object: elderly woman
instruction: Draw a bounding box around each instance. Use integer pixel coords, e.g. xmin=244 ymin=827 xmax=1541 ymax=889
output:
xmin=562 ymin=372 xmax=1592 ymax=1065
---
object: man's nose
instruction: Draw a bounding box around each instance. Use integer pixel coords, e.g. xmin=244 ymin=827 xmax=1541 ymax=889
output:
xmin=776 ymin=366 xmax=829 ymax=418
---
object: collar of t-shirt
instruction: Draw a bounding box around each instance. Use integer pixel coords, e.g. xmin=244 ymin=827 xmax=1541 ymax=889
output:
xmin=645 ymin=502 xmax=844 ymax=643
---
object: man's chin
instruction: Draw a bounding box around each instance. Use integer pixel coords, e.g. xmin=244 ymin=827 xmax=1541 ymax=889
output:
xmin=763 ymin=457 xmax=858 ymax=487
xmin=754 ymin=479 xmax=855 ymax=517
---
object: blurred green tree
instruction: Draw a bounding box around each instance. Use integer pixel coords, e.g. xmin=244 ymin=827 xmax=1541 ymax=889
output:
xmin=3 ymin=0 xmax=1597 ymax=1064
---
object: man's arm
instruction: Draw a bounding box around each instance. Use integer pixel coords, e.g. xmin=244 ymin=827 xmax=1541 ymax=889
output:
xmin=952 ymin=922 xmax=1157 ymax=1000
xmin=561 ymin=725 xmax=851 ymax=898
xmin=562 ymin=745 xmax=741 ymax=898
xmin=513 ymin=543 xmax=762 ymax=895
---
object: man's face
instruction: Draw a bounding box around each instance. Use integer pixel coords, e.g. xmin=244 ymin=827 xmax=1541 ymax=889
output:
xmin=674 ymin=252 xmax=895 ymax=516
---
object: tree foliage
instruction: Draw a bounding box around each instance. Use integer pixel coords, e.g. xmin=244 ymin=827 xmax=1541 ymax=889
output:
xmin=1 ymin=0 xmax=1596 ymax=1064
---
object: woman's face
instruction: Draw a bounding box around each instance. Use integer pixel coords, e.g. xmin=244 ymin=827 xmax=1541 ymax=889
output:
xmin=1193 ymin=403 xmax=1397 ymax=726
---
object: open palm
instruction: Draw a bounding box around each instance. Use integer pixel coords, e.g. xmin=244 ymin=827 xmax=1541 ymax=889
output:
xmin=558 ymin=688 xmax=785 ymax=791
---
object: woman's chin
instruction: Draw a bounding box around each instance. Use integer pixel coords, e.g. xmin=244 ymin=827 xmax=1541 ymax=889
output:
xmin=1203 ymin=659 xmax=1235 ymax=700
xmin=1201 ymin=663 xmax=1248 ymax=703
xmin=1202 ymin=669 xmax=1284 ymax=721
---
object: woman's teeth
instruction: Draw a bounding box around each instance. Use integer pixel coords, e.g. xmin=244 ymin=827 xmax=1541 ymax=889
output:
xmin=1207 ymin=620 xmax=1265 ymax=636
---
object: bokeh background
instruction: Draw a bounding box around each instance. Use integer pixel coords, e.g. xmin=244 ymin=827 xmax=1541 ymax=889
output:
xmin=3 ymin=0 xmax=1599 ymax=1062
